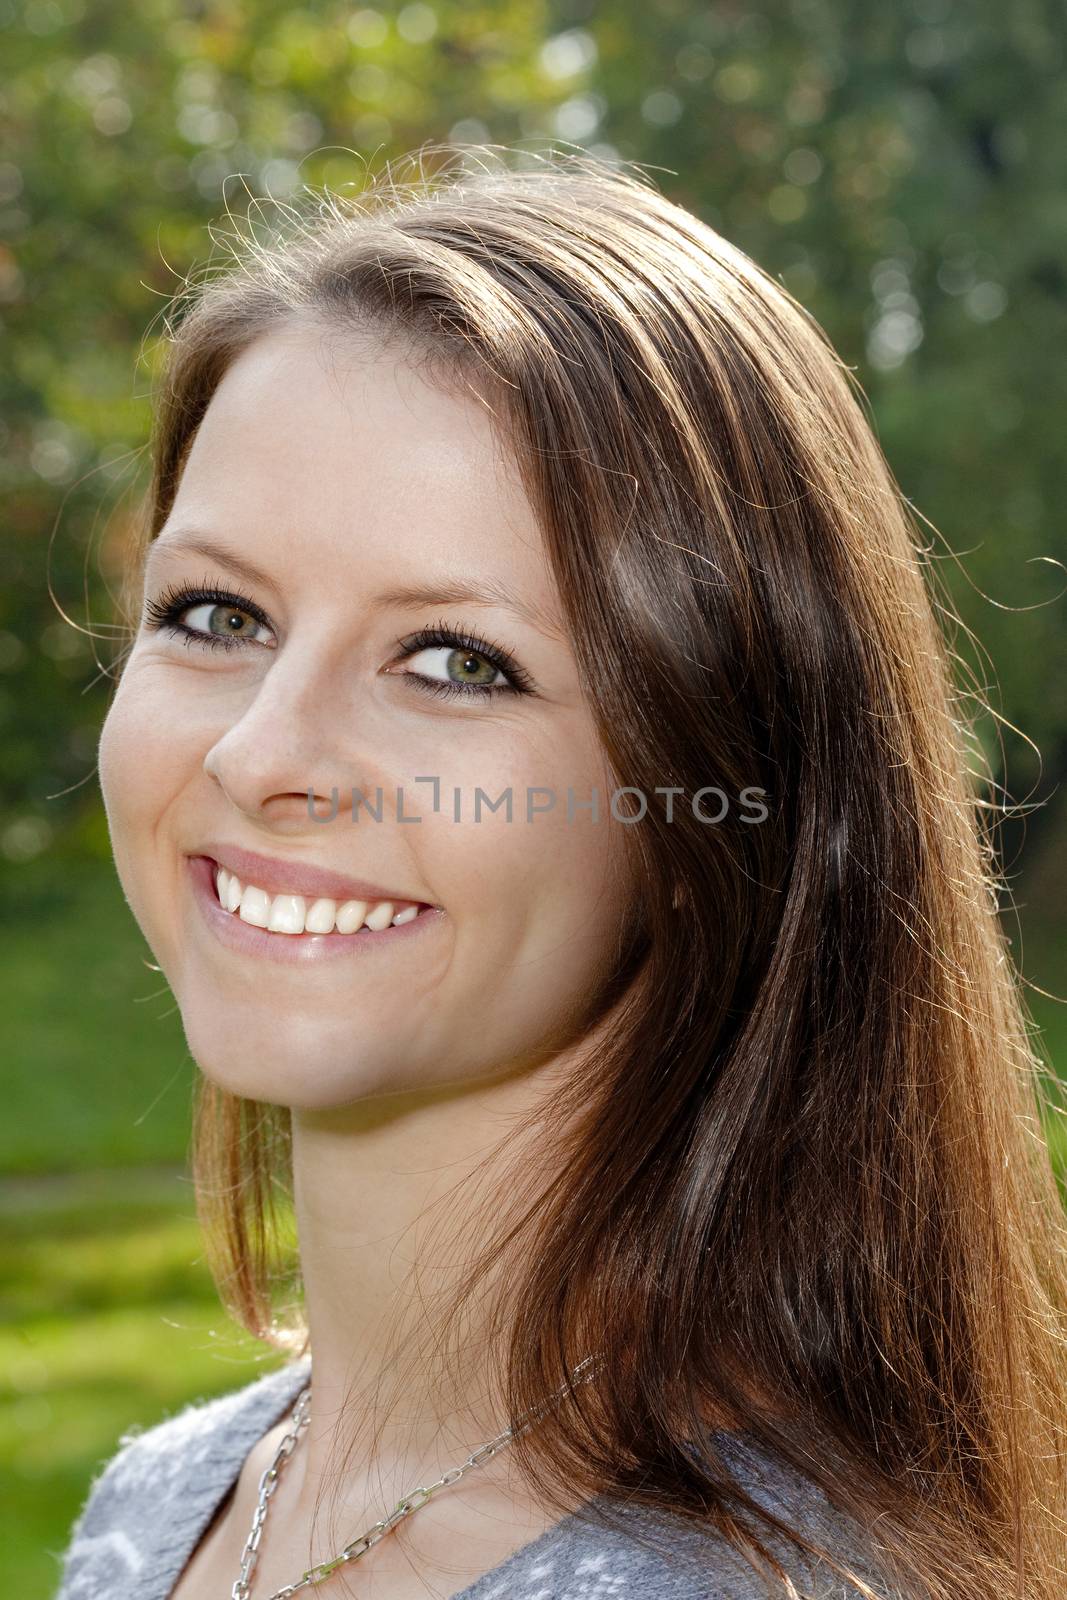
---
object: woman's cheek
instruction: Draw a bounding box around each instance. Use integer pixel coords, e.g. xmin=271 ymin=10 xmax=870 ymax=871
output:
xmin=97 ymin=666 xmax=178 ymax=948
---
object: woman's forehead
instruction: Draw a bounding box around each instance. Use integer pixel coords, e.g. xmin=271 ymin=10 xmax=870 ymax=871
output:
xmin=175 ymin=338 xmax=534 ymax=535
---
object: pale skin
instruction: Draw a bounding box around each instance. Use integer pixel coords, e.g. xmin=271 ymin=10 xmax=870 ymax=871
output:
xmin=97 ymin=319 xmax=644 ymax=1597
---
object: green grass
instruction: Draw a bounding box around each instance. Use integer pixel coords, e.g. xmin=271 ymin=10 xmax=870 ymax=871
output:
xmin=1 ymin=858 xmax=288 ymax=1595
xmin=3 ymin=856 xmax=194 ymax=1174
xmin=1 ymin=1171 xmax=286 ymax=1597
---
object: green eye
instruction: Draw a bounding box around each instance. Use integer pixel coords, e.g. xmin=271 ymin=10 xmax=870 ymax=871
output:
xmin=394 ymin=620 xmax=535 ymax=700
xmin=142 ymin=581 xmax=275 ymax=652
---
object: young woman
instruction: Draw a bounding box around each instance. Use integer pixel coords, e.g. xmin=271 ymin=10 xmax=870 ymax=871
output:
xmin=54 ymin=147 xmax=1067 ymax=1600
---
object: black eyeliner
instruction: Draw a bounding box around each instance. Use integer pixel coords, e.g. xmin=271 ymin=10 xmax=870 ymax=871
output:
xmin=395 ymin=614 xmax=537 ymax=695
xmin=143 ymin=576 xmax=272 ymax=637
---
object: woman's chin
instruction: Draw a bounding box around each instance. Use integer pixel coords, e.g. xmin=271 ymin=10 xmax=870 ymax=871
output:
xmin=191 ymin=1053 xmax=404 ymax=1110
xmin=179 ymin=1012 xmax=406 ymax=1109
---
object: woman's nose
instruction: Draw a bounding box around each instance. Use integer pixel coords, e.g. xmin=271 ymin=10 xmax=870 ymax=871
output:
xmin=201 ymin=647 xmax=359 ymax=827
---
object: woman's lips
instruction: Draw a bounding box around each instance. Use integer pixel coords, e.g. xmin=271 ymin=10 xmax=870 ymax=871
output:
xmin=186 ymin=854 xmax=443 ymax=966
xmin=192 ymin=839 xmax=435 ymax=907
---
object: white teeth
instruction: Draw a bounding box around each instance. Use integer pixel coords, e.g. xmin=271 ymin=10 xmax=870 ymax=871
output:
xmin=335 ymin=900 xmax=369 ymax=934
xmin=363 ymin=901 xmax=395 ymax=932
xmin=238 ymin=885 xmax=271 ymax=929
xmin=267 ymin=894 xmax=306 ymax=934
xmin=213 ymin=865 xmax=420 ymax=937
xmin=216 ymin=865 xmax=243 ymax=912
xmin=304 ymin=897 xmax=337 ymax=934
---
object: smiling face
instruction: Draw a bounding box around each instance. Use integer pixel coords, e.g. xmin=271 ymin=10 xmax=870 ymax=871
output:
xmin=97 ymin=320 xmax=640 ymax=1109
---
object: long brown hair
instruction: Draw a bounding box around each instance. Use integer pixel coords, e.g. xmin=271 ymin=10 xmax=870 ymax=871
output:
xmin=116 ymin=146 xmax=1067 ymax=1598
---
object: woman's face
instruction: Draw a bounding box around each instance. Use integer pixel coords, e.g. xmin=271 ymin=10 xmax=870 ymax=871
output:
xmin=98 ymin=321 xmax=637 ymax=1109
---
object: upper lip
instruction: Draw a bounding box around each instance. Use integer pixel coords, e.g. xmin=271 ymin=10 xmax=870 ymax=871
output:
xmin=192 ymin=842 xmax=432 ymax=907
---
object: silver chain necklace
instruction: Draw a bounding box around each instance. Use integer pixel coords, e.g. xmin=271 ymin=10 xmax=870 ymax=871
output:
xmin=231 ymin=1355 xmax=598 ymax=1600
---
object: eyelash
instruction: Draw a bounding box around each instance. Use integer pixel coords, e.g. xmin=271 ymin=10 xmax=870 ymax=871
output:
xmin=140 ymin=579 xmax=536 ymax=701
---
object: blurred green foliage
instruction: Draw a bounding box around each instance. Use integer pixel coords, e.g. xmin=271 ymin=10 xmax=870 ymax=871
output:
xmin=2 ymin=1 xmax=1066 ymax=1595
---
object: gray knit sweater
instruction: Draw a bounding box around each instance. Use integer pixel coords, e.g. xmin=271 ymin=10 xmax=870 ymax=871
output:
xmin=52 ymin=1358 xmax=892 ymax=1598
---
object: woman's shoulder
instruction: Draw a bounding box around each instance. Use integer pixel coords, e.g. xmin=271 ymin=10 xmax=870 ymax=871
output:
xmin=463 ymin=1430 xmax=894 ymax=1600
xmin=541 ymin=1432 xmax=889 ymax=1600
xmin=52 ymin=1357 xmax=311 ymax=1599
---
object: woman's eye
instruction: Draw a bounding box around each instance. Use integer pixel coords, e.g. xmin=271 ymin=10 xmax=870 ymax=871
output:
xmin=390 ymin=620 xmax=535 ymax=700
xmin=178 ymin=602 xmax=273 ymax=646
xmin=142 ymin=580 xmax=277 ymax=651
xmin=400 ymin=644 xmax=511 ymax=695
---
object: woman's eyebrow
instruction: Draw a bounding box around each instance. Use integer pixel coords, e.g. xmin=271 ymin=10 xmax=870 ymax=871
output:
xmin=375 ymin=581 xmax=566 ymax=640
xmin=146 ymin=531 xmax=278 ymax=595
xmin=146 ymin=530 xmax=568 ymax=641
